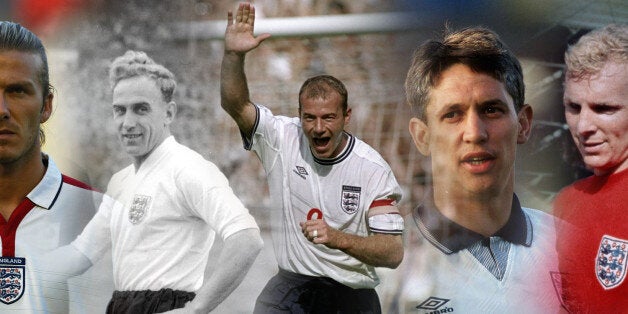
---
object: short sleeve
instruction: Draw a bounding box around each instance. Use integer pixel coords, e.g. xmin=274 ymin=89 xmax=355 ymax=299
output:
xmin=178 ymin=160 xmax=259 ymax=240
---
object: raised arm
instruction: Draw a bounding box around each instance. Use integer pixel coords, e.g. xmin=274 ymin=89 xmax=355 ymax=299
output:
xmin=221 ymin=2 xmax=271 ymax=137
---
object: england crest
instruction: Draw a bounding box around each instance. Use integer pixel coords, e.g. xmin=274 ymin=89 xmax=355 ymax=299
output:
xmin=595 ymin=235 xmax=628 ymax=290
xmin=341 ymin=185 xmax=361 ymax=214
xmin=129 ymin=194 xmax=151 ymax=224
xmin=0 ymin=257 xmax=25 ymax=305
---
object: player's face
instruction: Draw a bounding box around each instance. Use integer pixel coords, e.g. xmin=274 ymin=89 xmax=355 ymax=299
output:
xmin=409 ymin=64 xmax=531 ymax=195
xmin=0 ymin=50 xmax=52 ymax=164
xmin=564 ymin=62 xmax=628 ymax=176
xmin=300 ymin=92 xmax=351 ymax=159
xmin=112 ymin=76 xmax=174 ymax=165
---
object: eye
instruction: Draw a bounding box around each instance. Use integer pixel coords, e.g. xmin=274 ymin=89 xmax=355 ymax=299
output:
xmin=113 ymin=106 xmax=125 ymax=116
xmin=442 ymin=110 xmax=460 ymax=121
xmin=135 ymin=105 xmax=151 ymax=114
xmin=591 ymin=104 xmax=619 ymax=114
xmin=564 ymin=102 xmax=581 ymax=113
xmin=483 ymin=105 xmax=505 ymax=117
xmin=6 ymin=85 xmax=28 ymax=95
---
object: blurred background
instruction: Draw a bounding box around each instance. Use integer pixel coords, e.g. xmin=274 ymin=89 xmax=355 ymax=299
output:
xmin=3 ymin=0 xmax=627 ymax=312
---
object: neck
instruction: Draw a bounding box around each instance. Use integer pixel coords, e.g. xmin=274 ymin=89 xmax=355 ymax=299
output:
xmin=0 ymin=148 xmax=46 ymax=220
xmin=432 ymin=185 xmax=513 ymax=237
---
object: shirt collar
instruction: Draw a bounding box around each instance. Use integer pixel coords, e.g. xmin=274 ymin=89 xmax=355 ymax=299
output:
xmin=27 ymin=154 xmax=62 ymax=210
xmin=413 ymin=191 xmax=531 ymax=254
xmin=137 ymin=136 xmax=176 ymax=171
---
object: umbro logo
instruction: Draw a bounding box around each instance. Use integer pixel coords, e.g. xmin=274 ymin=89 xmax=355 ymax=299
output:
xmin=416 ymin=296 xmax=453 ymax=313
xmin=293 ymin=165 xmax=308 ymax=179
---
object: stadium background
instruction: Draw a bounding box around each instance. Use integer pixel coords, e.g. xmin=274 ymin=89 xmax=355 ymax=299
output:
xmin=3 ymin=0 xmax=627 ymax=312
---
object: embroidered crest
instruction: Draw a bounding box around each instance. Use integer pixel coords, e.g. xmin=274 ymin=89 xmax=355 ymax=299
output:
xmin=341 ymin=185 xmax=361 ymax=214
xmin=129 ymin=194 xmax=151 ymax=224
xmin=596 ymin=235 xmax=628 ymax=290
xmin=0 ymin=257 xmax=25 ymax=305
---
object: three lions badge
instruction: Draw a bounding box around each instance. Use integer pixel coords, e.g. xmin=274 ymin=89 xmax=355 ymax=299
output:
xmin=0 ymin=257 xmax=25 ymax=305
xmin=596 ymin=235 xmax=628 ymax=290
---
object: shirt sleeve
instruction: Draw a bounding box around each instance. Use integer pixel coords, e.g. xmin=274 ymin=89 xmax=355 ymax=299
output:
xmin=244 ymin=104 xmax=297 ymax=173
xmin=71 ymin=194 xmax=116 ymax=263
xmin=178 ymin=159 xmax=259 ymax=240
xmin=369 ymin=169 xmax=403 ymax=208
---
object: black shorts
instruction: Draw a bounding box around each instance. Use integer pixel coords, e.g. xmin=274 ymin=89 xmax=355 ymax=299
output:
xmin=254 ymin=269 xmax=381 ymax=314
xmin=106 ymin=288 xmax=195 ymax=314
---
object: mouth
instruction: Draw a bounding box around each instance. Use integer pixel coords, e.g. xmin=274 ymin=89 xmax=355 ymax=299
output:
xmin=122 ymin=133 xmax=142 ymax=140
xmin=312 ymin=137 xmax=330 ymax=149
xmin=461 ymin=152 xmax=496 ymax=172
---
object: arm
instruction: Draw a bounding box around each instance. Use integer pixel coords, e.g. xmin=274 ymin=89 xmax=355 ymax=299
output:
xmin=44 ymin=244 xmax=93 ymax=278
xmin=221 ymin=2 xmax=271 ymax=136
xmin=181 ymin=228 xmax=263 ymax=313
xmin=299 ymin=205 xmax=404 ymax=269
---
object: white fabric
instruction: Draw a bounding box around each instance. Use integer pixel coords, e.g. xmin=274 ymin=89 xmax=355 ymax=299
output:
xmin=368 ymin=213 xmax=404 ymax=234
xmin=386 ymin=208 xmax=561 ymax=313
xmin=1 ymin=157 xmax=105 ymax=313
xmin=72 ymin=136 xmax=258 ymax=292
xmin=248 ymin=105 xmax=402 ymax=289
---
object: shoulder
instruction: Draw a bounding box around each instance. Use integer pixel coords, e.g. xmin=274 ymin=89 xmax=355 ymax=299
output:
xmin=522 ymin=207 xmax=557 ymax=237
xmin=349 ymin=136 xmax=392 ymax=170
xmin=170 ymin=143 xmax=229 ymax=186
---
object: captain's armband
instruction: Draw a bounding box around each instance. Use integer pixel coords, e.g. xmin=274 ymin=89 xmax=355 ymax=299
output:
xmin=368 ymin=213 xmax=404 ymax=235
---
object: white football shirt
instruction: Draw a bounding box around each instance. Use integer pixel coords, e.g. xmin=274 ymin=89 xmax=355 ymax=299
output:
xmin=245 ymin=105 xmax=402 ymax=289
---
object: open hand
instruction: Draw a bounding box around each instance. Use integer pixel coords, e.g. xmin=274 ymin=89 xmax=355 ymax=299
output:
xmin=225 ymin=2 xmax=271 ymax=54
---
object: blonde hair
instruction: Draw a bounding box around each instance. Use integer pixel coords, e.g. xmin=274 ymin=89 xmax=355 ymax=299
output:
xmin=109 ymin=50 xmax=176 ymax=102
xmin=565 ymin=24 xmax=628 ymax=81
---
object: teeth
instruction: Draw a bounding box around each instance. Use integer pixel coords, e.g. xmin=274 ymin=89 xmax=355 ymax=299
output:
xmin=124 ymin=134 xmax=140 ymax=138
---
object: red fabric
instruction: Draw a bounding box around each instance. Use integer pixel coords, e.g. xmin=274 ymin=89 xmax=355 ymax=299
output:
xmin=0 ymin=199 xmax=36 ymax=257
xmin=369 ymin=199 xmax=396 ymax=209
xmin=62 ymin=174 xmax=95 ymax=191
xmin=553 ymin=169 xmax=628 ymax=313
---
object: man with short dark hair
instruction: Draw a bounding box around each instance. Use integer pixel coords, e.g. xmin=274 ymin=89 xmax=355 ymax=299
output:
xmin=388 ymin=27 xmax=561 ymax=312
xmin=0 ymin=21 xmax=100 ymax=311
xmin=220 ymin=3 xmax=404 ymax=313
xmin=553 ymin=23 xmax=628 ymax=312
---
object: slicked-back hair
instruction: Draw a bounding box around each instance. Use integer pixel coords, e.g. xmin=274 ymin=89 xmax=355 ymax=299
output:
xmin=405 ymin=27 xmax=525 ymax=122
xmin=0 ymin=21 xmax=51 ymax=144
xmin=109 ymin=50 xmax=176 ymax=102
xmin=0 ymin=21 xmax=51 ymax=100
xmin=298 ymin=75 xmax=349 ymax=115
xmin=565 ymin=24 xmax=628 ymax=81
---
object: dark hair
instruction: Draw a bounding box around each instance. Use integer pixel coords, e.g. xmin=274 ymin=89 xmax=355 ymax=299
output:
xmin=298 ymin=75 xmax=348 ymax=115
xmin=405 ymin=27 xmax=524 ymax=121
xmin=109 ymin=50 xmax=176 ymax=102
xmin=0 ymin=21 xmax=51 ymax=100
xmin=0 ymin=21 xmax=51 ymax=144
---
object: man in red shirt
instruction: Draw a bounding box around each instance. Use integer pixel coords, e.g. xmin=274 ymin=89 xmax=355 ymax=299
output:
xmin=553 ymin=24 xmax=628 ymax=312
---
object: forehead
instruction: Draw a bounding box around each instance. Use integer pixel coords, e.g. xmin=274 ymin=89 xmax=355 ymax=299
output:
xmin=427 ymin=64 xmax=512 ymax=112
xmin=564 ymin=62 xmax=628 ymax=103
xmin=0 ymin=50 xmax=42 ymax=85
xmin=112 ymin=75 xmax=163 ymax=105
xmin=300 ymin=92 xmax=343 ymax=114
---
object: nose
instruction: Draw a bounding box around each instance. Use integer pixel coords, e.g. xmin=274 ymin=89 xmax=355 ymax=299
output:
xmin=575 ymin=107 xmax=596 ymax=138
xmin=0 ymin=95 xmax=9 ymax=120
xmin=462 ymin=111 xmax=488 ymax=143
xmin=121 ymin=112 xmax=137 ymax=130
xmin=313 ymin=118 xmax=325 ymax=134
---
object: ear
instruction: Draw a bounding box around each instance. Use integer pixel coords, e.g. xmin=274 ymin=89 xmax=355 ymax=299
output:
xmin=164 ymin=101 xmax=177 ymax=125
xmin=40 ymin=93 xmax=53 ymax=123
xmin=409 ymin=117 xmax=430 ymax=156
xmin=516 ymin=104 xmax=533 ymax=144
xmin=344 ymin=107 xmax=352 ymax=125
